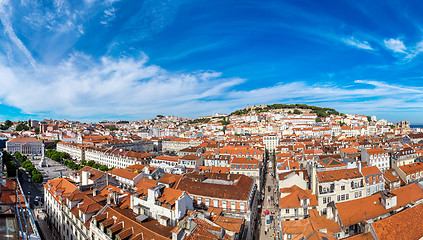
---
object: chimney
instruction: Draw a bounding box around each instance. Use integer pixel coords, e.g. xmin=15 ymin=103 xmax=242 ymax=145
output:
xmin=93 ymin=188 xmax=98 ymax=196
xmin=358 ymin=161 xmax=362 ymax=173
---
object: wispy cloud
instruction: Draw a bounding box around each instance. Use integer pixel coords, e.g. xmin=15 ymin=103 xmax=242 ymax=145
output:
xmin=0 ymin=0 xmax=37 ymax=69
xmin=114 ymin=0 xmax=186 ymax=43
xmin=100 ymin=0 xmax=120 ymax=25
xmin=342 ymin=36 xmax=374 ymax=50
xmin=384 ymin=38 xmax=407 ymax=53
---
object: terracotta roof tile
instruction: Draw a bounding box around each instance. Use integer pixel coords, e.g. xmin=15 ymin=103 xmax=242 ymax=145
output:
xmin=371 ymin=203 xmax=423 ymax=240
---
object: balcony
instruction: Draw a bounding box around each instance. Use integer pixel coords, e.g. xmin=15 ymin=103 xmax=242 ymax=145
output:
xmin=319 ymin=184 xmax=335 ymax=195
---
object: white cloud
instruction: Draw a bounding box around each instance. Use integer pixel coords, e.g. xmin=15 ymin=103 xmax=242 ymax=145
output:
xmin=0 ymin=50 xmax=423 ymax=120
xmin=0 ymin=53 xmax=244 ymax=118
xmin=384 ymin=38 xmax=407 ymax=53
xmin=0 ymin=1 xmax=37 ymax=69
xmin=100 ymin=0 xmax=120 ymax=25
xmin=342 ymin=36 xmax=373 ymax=50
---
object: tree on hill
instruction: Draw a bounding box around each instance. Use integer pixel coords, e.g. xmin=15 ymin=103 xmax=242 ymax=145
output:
xmin=16 ymin=123 xmax=29 ymax=131
xmin=108 ymin=126 xmax=118 ymax=131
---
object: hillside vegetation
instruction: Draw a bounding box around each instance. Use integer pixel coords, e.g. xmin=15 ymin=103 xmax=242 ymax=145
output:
xmin=230 ymin=104 xmax=341 ymax=118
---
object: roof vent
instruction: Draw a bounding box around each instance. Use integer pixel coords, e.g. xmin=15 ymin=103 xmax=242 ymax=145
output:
xmin=346 ymin=173 xmax=349 ymax=175
xmin=330 ymin=175 xmax=333 ymax=178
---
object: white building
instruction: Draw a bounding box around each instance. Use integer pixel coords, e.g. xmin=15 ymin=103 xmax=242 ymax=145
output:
xmin=361 ymin=166 xmax=385 ymax=196
xmin=131 ymin=185 xmax=193 ymax=226
xmin=230 ymin=157 xmax=260 ymax=178
xmin=361 ymin=148 xmax=390 ymax=171
xmin=84 ymin=147 xmax=153 ymax=169
xmin=311 ymin=166 xmax=365 ymax=216
xmin=263 ymin=134 xmax=279 ymax=151
xmin=108 ymin=168 xmax=144 ymax=190
xmin=57 ymin=142 xmax=85 ymax=160
xmin=178 ymin=154 xmax=203 ymax=169
xmin=6 ymin=137 xmax=44 ymax=155
xmin=44 ymin=178 xmax=102 ymax=240
xmin=162 ymin=138 xmax=203 ymax=152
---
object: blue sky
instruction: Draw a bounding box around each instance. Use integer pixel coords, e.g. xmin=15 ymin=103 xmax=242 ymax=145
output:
xmin=1 ymin=0 xmax=423 ymax=123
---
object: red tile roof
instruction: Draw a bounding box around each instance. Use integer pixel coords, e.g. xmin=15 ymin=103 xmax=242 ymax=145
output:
xmin=371 ymin=203 xmax=423 ymax=240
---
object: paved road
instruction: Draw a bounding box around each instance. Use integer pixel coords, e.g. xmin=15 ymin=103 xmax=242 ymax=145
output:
xmin=31 ymin=155 xmax=74 ymax=181
xmin=19 ymin=155 xmax=73 ymax=240
xmin=260 ymin=155 xmax=280 ymax=240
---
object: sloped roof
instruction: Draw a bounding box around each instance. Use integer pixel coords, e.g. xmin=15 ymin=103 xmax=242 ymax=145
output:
xmin=371 ymin=203 xmax=423 ymax=240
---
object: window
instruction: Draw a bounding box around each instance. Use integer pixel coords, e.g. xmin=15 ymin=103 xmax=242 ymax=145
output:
xmin=231 ymin=201 xmax=236 ymax=210
xmin=286 ymin=209 xmax=289 ymax=214
xmin=222 ymin=200 xmax=227 ymax=209
xmin=337 ymin=195 xmax=340 ymax=202
xmin=322 ymin=208 xmax=327 ymax=215
xmin=240 ymin=202 xmax=245 ymax=211
xmin=213 ymin=199 xmax=218 ymax=208
xmin=346 ymin=194 xmax=349 ymax=200
xmin=294 ymin=208 xmax=299 ymax=216
xmin=304 ymin=207 xmax=308 ymax=215
xmin=197 ymin=197 xmax=202 ymax=206
xmin=341 ymin=185 xmax=345 ymax=191
xmin=323 ymin=197 xmax=327 ymax=204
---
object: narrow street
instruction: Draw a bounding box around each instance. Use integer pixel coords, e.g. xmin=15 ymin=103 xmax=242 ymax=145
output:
xmin=259 ymin=154 xmax=280 ymax=239
xmin=18 ymin=155 xmax=72 ymax=240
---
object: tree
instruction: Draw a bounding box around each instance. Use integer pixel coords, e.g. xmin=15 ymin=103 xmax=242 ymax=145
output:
xmin=32 ymin=174 xmax=43 ymax=183
xmin=156 ymin=115 xmax=164 ymax=118
xmin=4 ymin=120 xmax=12 ymax=128
xmin=315 ymin=117 xmax=322 ymax=123
xmin=81 ymin=159 xmax=87 ymax=166
xmin=22 ymin=161 xmax=31 ymax=169
xmin=367 ymin=116 xmax=372 ymax=122
xmin=32 ymin=169 xmax=40 ymax=176
xmin=26 ymin=165 xmax=35 ymax=175
xmin=5 ymin=161 xmax=18 ymax=177
xmin=293 ymin=109 xmax=302 ymax=114
xmin=99 ymin=165 xmax=109 ymax=171
xmin=108 ymin=126 xmax=118 ymax=131
xmin=87 ymin=160 xmax=95 ymax=167
xmin=16 ymin=123 xmax=29 ymax=131
xmin=53 ymin=140 xmax=61 ymax=147
xmin=219 ymin=119 xmax=230 ymax=126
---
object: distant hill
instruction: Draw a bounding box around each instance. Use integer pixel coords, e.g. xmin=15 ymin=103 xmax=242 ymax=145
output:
xmin=230 ymin=104 xmax=342 ymax=118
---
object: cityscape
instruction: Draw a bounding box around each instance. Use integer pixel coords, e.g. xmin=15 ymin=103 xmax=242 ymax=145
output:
xmin=1 ymin=0 xmax=423 ymax=240
xmin=1 ymin=105 xmax=423 ymax=240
